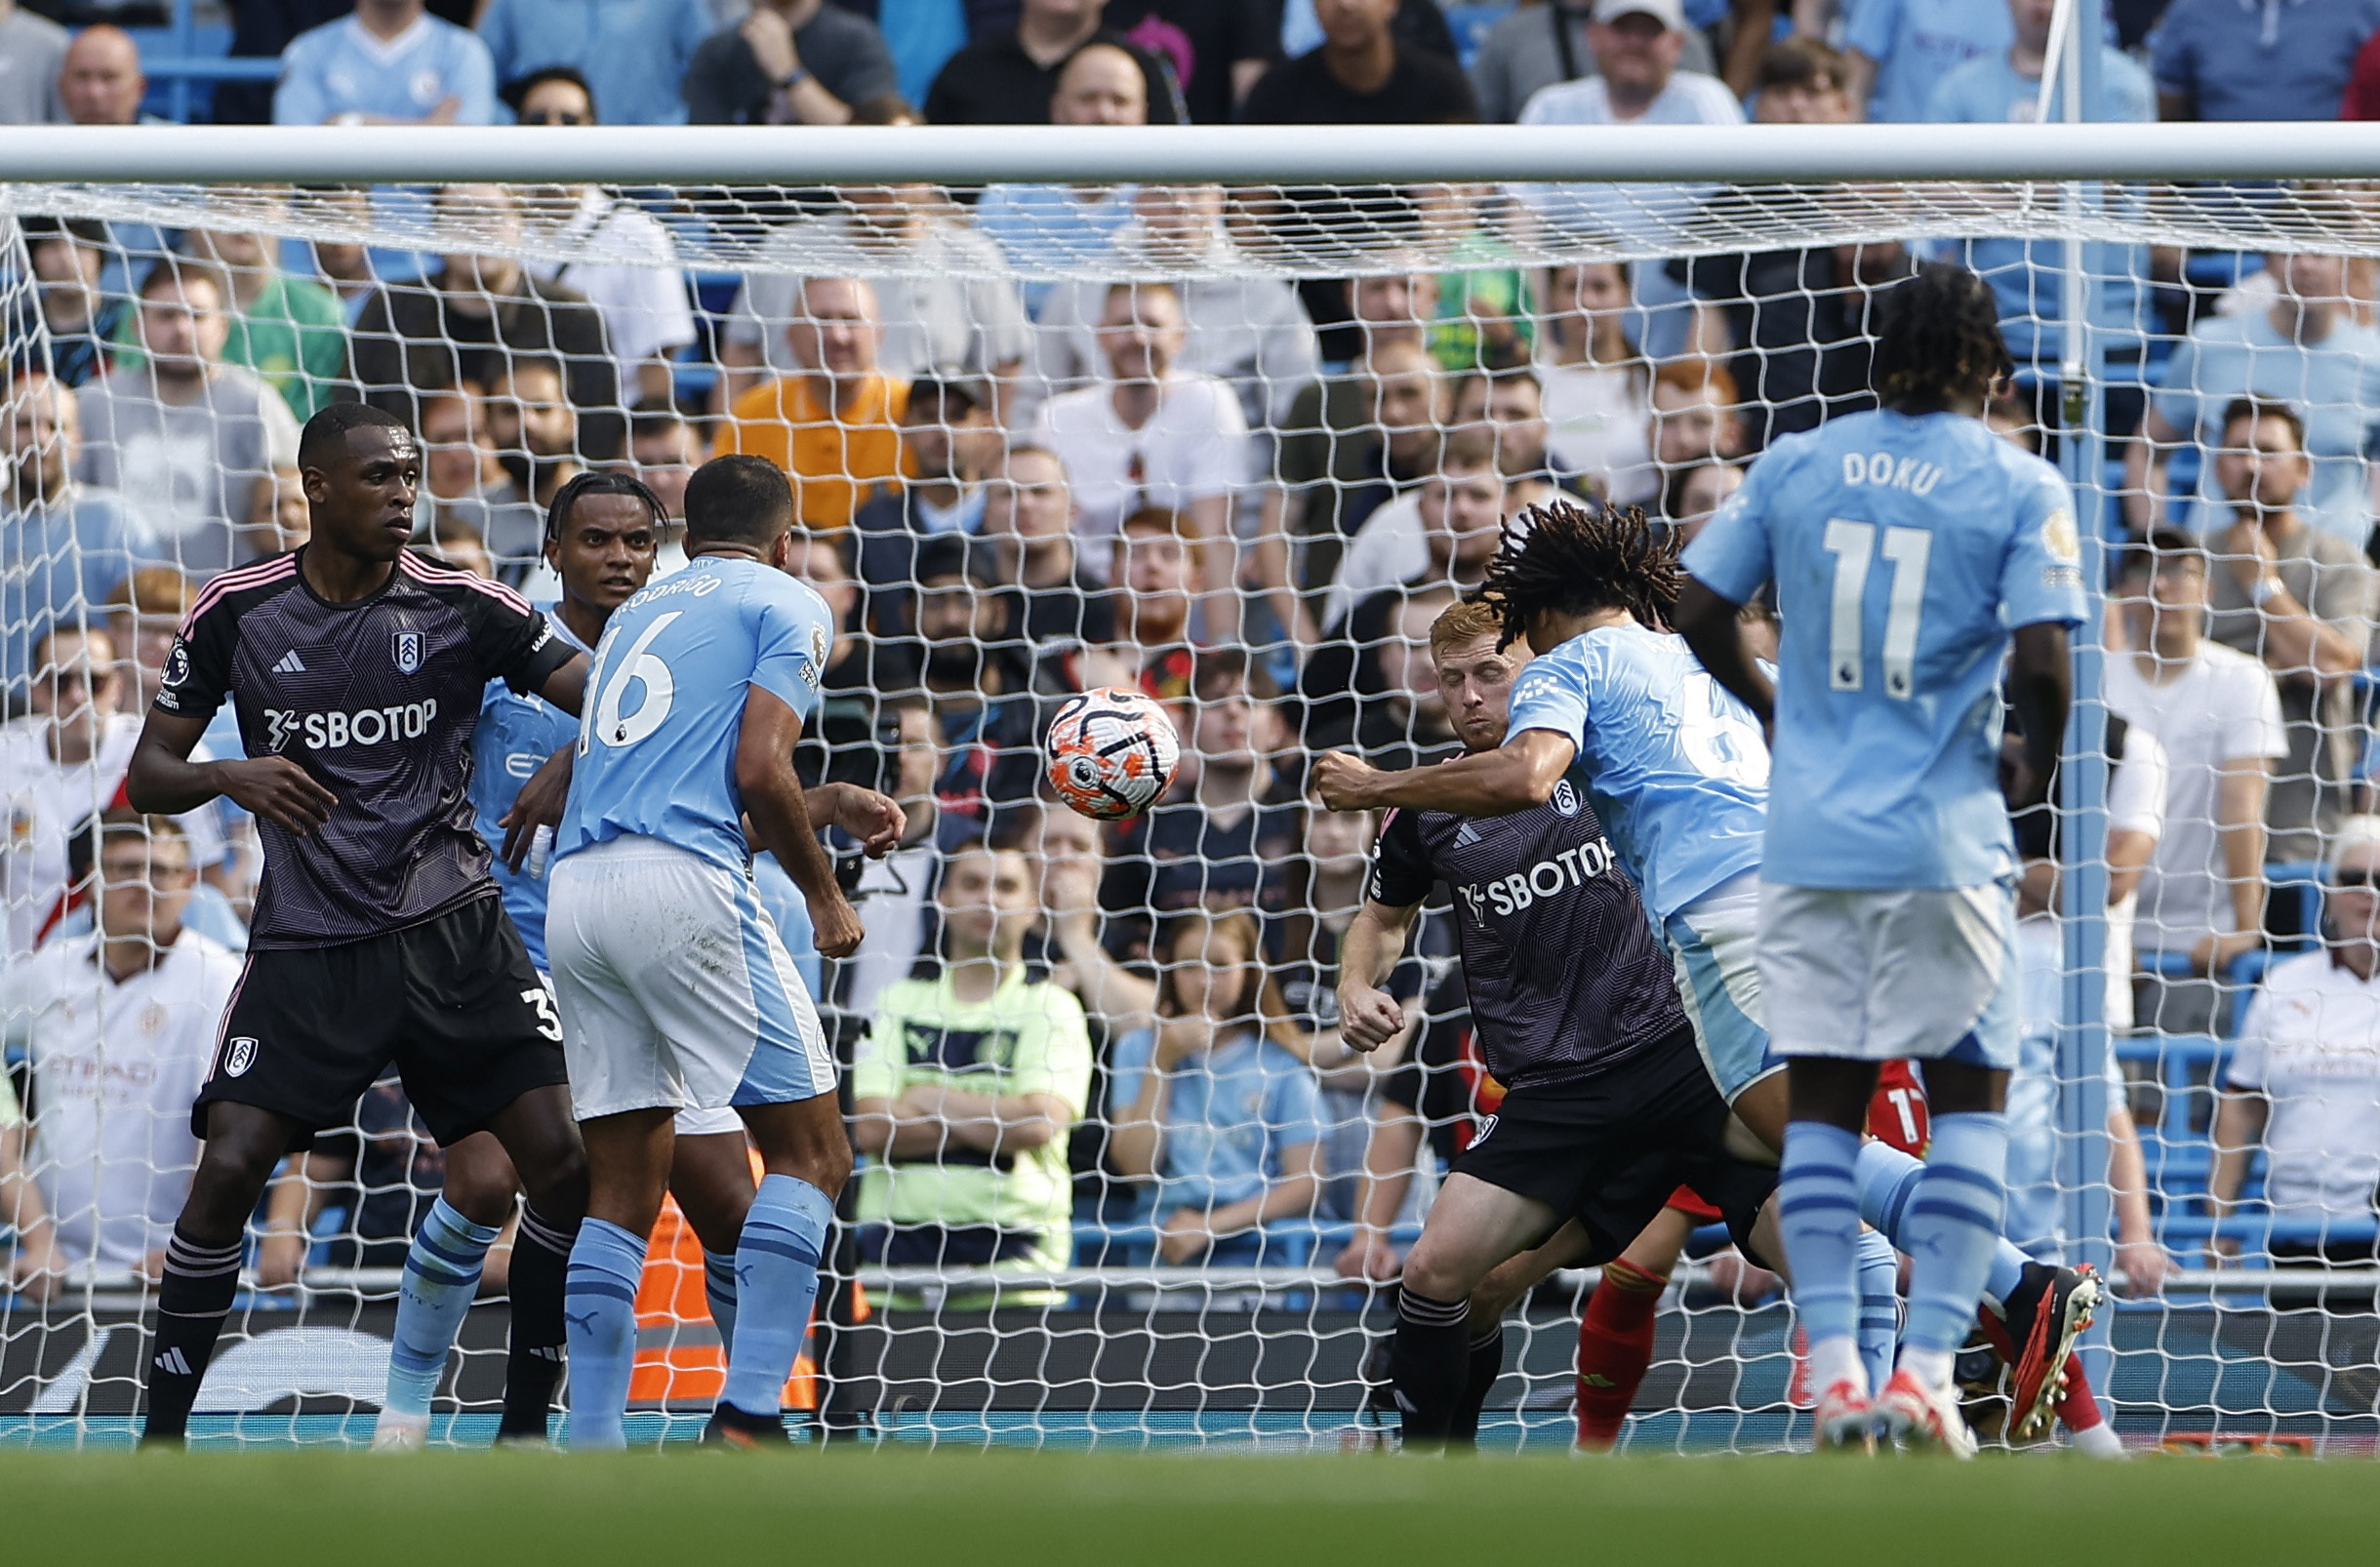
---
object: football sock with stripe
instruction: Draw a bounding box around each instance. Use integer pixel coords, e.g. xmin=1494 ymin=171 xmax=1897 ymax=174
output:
xmin=1895 ymin=1111 xmax=2010 ymax=1381
xmin=503 ymin=1205 xmax=577 ymax=1439
xmin=562 ymin=1217 xmax=646 ymax=1452
xmin=141 ymin=1227 xmax=245 ymax=1442
xmin=1852 ymin=1138 xmax=2030 ymax=1306
xmin=384 ymin=1197 xmax=500 ymax=1422
xmin=718 ymin=1175 xmax=832 ymax=1421
xmin=1854 ymin=1227 xmax=1902 ymax=1399
xmin=1449 ymin=1323 xmax=1505 ymax=1445
xmin=1778 ymin=1120 xmax=1864 ymax=1395
xmin=1575 ymin=1255 xmax=1664 ymax=1450
xmin=703 ymin=1249 xmax=740 ymax=1351
xmin=1391 ymin=1288 xmax=1472 ymax=1446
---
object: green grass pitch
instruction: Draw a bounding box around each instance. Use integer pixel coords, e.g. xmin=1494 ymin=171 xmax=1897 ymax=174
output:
xmin=7 ymin=1449 xmax=2374 ymax=1566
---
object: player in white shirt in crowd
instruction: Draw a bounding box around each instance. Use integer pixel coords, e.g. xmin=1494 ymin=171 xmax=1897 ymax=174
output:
xmin=2212 ymin=818 xmax=2380 ymax=1262
xmin=2103 ymin=530 xmax=2288 ymax=1037
xmin=1 ymin=815 xmax=241 ymax=1292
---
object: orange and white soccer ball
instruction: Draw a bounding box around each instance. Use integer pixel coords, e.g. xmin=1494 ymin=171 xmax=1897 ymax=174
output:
xmin=1045 ymin=687 xmax=1181 ymax=822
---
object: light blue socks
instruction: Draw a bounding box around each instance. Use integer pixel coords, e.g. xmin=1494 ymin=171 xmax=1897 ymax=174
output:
xmin=383 ymin=1197 xmax=500 ymax=1421
xmin=1895 ymin=1112 xmax=2011 ymax=1359
xmin=1854 ymin=1226 xmax=1901 ymax=1398
xmin=717 ymin=1175 xmax=833 ymax=1421
xmin=1854 ymin=1136 xmax=2030 ymax=1307
xmin=563 ymin=1218 xmax=649 ymax=1452
xmin=1777 ymin=1121 xmax=1865 ymax=1364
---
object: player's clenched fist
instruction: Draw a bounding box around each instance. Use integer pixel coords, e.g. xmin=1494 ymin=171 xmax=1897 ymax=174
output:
xmin=828 ymin=785 xmax=907 ymax=859
xmin=809 ymin=891 xmax=867 ymax=960
xmin=1311 ymin=751 xmax=1381 ymax=813
xmin=217 ymin=755 xmax=338 ymax=834
xmin=1338 ymin=981 xmax=1404 ymax=1053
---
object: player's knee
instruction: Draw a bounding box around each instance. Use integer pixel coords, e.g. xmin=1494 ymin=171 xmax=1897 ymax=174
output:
xmin=520 ymin=1141 xmax=589 ymax=1224
xmin=1400 ymin=1240 xmax=1478 ymax=1306
xmin=184 ymin=1140 xmax=285 ymax=1241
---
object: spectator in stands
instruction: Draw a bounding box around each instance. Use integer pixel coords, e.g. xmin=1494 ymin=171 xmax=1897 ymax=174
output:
xmin=2108 ymin=531 xmax=2288 ymax=1038
xmin=2200 ymin=399 xmax=2377 ymax=863
xmin=2155 ymin=0 xmax=2380 ymax=122
xmin=1926 ymin=0 xmax=2153 ymax=442
xmin=0 ymin=814 xmax=243 ymax=1283
xmin=351 ymin=182 xmax=621 ymax=457
xmin=2 ymin=624 xmax=227 ymax=961
xmin=717 ymin=191 xmax=1029 ymax=423
xmin=1106 ymin=648 xmax=1298 ymax=940
xmin=832 ymin=692 xmax=961 ymax=1027
xmin=977 ymin=40 xmax=1151 ymax=316
xmin=1103 ymin=506 xmax=1201 ymax=701
xmin=1450 ymin=365 xmax=1566 ymax=502
xmin=417 ymin=384 xmax=500 ymax=525
xmin=274 ymin=0 xmax=499 ymax=126
xmin=3 ymin=371 xmax=153 ymax=702
xmin=2129 ymin=252 xmax=2380 ymax=549
xmin=717 ymin=276 xmax=909 ymax=531
xmin=1027 ymin=184 xmax=1320 ymax=436
xmin=908 ymin=535 xmax=1061 ymax=820
xmin=684 ymin=0 xmax=899 ymax=125
xmin=424 ymin=512 xmax=496 ymax=580
xmin=77 ymin=265 xmax=301 ymax=578
xmin=926 ymin=0 xmax=1181 ymax=125
xmin=57 ymin=24 xmax=150 ymax=127
xmin=1107 ymin=906 xmax=1323 ymax=1264
xmin=851 ymin=375 xmax=997 ymax=607
xmin=2 ymin=1077 xmax=63 ymax=1296
xmin=504 ymin=69 xmax=699 ymax=405
xmin=2211 ymin=816 xmax=2380 ymax=1262
xmin=1277 ymin=300 xmax=1444 ymax=579
xmin=119 ymin=223 xmax=350 ymax=422
xmin=477 ymin=0 xmax=706 ymax=127
xmin=261 ymin=1077 xmax=449 ymax=1279
xmin=101 ymin=566 xmax=193 ymax=715
xmin=1612 ymin=356 xmax=1745 ymax=511
xmin=851 ymin=840 xmax=1095 ymax=1281
xmin=978 ymin=446 xmax=1121 ymax=666
xmin=1321 ymin=425 xmax=1506 ymax=633
xmin=299 ymin=184 xmax=381 ymax=327
xmin=1242 ymin=0 xmax=1473 ymax=124
xmin=0 ymin=0 xmax=65 ymax=123
xmin=1842 ymin=0 xmax=2009 ymax=123
xmin=1668 ymin=459 xmax=1743 ymax=540
xmin=624 ymin=400 xmax=704 ymax=524
xmin=1534 ymin=261 xmax=1655 ymax=501
xmin=16 ymin=219 xmax=119 ymax=390
xmin=1470 ymin=0 xmax=1725 ymax=122
xmin=1103 ymin=0 xmax=1271 ymax=123
xmin=1027 ymin=282 xmax=1249 ymax=630
xmin=469 ymin=355 xmax=584 ymax=580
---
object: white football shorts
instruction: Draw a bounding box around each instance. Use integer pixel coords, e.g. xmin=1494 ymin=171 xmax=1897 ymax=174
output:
xmin=1664 ymin=870 xmax=1783 ymax=1103
xmin=533 ymin=967 xmax=742 ymax=1137
xmin=1755 ymin=879 xmax=2020 ymax=1069
xmin=547 ymin=835 xmax=835 ymax=1122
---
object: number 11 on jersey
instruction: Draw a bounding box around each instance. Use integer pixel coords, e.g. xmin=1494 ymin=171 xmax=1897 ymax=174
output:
xmin=1821 ymin=517 xmax=1931 ymax=700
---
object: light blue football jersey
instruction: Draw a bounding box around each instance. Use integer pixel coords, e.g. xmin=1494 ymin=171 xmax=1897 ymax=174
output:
xmin=1681 ymin=408 xmax=2087 ymax=891
xmin=556 ymin=556 xmax=835 ymax=874
xmin=1506 ymin=621 xmax=1769 ymax=925
xmin=469 ymin=610 xmax=588 ymax=974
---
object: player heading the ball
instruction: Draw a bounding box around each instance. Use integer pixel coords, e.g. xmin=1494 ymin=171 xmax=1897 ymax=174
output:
xmin=544 ymin=455 xmax=904 ymax=1450
xmin=1674 ymin=262 xmax=2084 ymax=1455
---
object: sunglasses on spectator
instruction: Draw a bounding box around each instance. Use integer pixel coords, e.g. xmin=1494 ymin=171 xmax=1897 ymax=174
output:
xmin=522 ymin=110 xmax=588 ymax=126
xmin=2331 ymin=869 xmax=2380 ymax=890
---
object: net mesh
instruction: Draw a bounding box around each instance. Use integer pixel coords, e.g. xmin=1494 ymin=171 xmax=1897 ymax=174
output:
xmin=2 ymin=171 xmax=2377 ymax=1456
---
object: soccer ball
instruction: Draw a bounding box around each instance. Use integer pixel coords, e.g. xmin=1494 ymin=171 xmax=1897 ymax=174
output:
xmin=1045 ymin=688 xmax=1181 ymax=822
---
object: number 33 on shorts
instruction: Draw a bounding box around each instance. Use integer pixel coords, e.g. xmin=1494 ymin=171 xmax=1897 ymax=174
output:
xmin=522 ymin=986 xmax=564 ymax=1042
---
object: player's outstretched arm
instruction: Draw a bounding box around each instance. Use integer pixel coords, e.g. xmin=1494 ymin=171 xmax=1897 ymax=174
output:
xmin=1312 ymin=730 xmax=1575 ymax=820
xmin=1338 ymin=900 xmax=1421 ymax=1053
xmin=126 ymin=708 xmax=335 ymax=834
xmin=534 ymin=652 xmax=591 ymax=719
xmin=737 ymin=685 xmax=866 ymax=959
xmin=2004 ymin=622 xmax=2074 ymax=811
xmin=1674 ymin=577 xmax=1775 ymax=729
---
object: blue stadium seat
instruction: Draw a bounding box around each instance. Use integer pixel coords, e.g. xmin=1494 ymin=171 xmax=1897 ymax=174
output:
xmin=128 ymin=21 xmax=237 ymax=124
xmin=1442 ymin=3 xmax=1515 ymax=69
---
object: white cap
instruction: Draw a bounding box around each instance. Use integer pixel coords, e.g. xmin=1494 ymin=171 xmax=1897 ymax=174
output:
xmin=1592 ymin=0 xmax=1687 ymax=29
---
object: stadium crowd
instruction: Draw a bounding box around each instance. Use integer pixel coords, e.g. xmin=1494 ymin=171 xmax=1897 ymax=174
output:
xmin=11 ymin=0 xmax=2380 ymax=1320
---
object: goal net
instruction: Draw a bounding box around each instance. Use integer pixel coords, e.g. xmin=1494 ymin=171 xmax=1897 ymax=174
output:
xmin=5 ymin=128 xmax=2380 ymax=1455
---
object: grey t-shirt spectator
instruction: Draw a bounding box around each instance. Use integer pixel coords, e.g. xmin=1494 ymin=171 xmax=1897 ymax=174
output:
xmin=683 ymin=3 xmax=900 ymax=123
xmin=2 ymin=484 xmax=157 ymax=698
xmin=75 ymin=366 xmax=302 ymax=578
xmin=2204 ymin=521 xmax=2378 ymax=862
xmin=2154 ymin=0 xmax=2380 ymax=121
xmin=0 ymin=1 xmax=68 ymax=123
xmin=1468 ymin=0 xmax=1714 ymax=123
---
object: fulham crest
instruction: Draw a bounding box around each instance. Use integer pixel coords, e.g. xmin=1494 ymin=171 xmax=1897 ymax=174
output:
xmin=392 ymin=629 xmax=424 ymax=675
xmin=222 ymin=1036 xmax=259 ymax=1077
xmin=1550 ymin=778 xmax=1582 ymax=818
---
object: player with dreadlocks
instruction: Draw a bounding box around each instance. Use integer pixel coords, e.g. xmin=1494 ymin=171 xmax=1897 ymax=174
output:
xmin=1317 ymin=485 xmax=2109 ymax=1455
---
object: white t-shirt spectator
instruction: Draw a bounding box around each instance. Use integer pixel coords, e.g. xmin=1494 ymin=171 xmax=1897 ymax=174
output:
xmin=0 ymin=2 xmax=69 ymax=123
xmin=2230 ymin=947 xmax=2380 ymax=1219
xmin=74 ymin=366 xmax=303 ymax=579
xmin=2106 ymin=642 xmax=2287 ymax=955
xmin=2018 ymin=725 xmax=2170 ymax=1039
xmin=3 ymin=926 xmax=241 ymax=1268
xmin=1537 ymin=357 xmax=1652 ymax=502
xmin=0 ymin=714 xmax=229 ymax=961
xmin=526 ymin=189 xmax=698 ymax=367
xmin=1322 ymin=491 xmax=1427 ymax=632
xmin=723 ymin=217 xmax=1031 ymax=383
xmin=1027 ymin=371 xmax=1253 ymax=572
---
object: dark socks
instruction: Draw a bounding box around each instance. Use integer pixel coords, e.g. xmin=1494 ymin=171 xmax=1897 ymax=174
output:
xmin=501 ymin=1205 xmax=579 ymax=1438
xmin=142 ymin=1228 xmax=245 ymax=1442
xmin=1449 ymin=1325 xmax=1505 ymax=1445
xmin=1391 ymin=1288 xmax=1472 ymax=1448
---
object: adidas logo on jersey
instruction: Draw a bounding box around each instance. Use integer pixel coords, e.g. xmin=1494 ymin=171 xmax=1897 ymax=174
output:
xmin=1452 ymin=822 xmax=1481 ymax=847
xmin=272 ymin=650 xmax=307 ymax=675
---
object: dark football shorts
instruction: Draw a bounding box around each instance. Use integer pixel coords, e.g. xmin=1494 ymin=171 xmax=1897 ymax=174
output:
xmin=194 ymin=894 xmax=571 ymax=1149
xmin=1451 ymin=1024 xmax=1779 ymax=1268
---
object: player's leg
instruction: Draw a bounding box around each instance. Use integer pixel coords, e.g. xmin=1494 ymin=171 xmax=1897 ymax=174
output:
xmin=482 ymin=1084 xmax=591 ymax=1443
xmin=667 ymin=1119 xmax=758 ymax=1353
xmin=1575 ymin=1204 xmax=1694 ymax=1452
xmin=1776 ymin=1056 xmax=1881 ymax=1443
xmin=143 ymin=1102 xmax=305 ymax=1443
xmin=564 ymin=1106 xmax=676 ymax=1451
xmin=373 ymin=1130 xmax=516 ymax=1451
xmin=1394 ymin=1173 xmax=1564 ymax=1448
xmin=714 ymin=1093 xmax=847 ymax=1443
